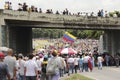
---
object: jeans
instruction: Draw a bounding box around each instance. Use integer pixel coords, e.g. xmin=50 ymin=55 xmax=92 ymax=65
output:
xmin=98 ymin=62 xmax=102 ymax=69
xmin=59 ymin=69 xmax=64 ymax=77
xmin=68 ymin=63 xmax=74 ymax=74
xmin=83 ymin=63 xmax=88 ymax=72
xmin=26 ymin=76 xmax=36 ymax=80
xmin=79 ymin=64 xmax=83 ymax=72
xmin=74 ymin=65 xmax=78 ymax=73
xmin=115 ymin=60 xmax=119 ymax=67
xmin=19 ymin=75 xmax=24 ymax=80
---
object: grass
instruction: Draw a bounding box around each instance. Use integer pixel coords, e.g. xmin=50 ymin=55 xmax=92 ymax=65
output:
xmin=61 ymin=74 xmax=94 ymax=80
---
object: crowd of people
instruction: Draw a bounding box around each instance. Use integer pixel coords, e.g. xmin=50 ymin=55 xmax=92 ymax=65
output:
xmin=3 ymin=1 xmax=119 ymax=17
xmin=0 ymin=38 xmax=120 ymax=80
xmin=1 ymin=1 xmax=120 ymax=80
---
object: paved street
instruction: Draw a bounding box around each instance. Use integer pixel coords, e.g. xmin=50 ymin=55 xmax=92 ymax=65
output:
xmin=80 ymin=67 xmax=120 ymax=80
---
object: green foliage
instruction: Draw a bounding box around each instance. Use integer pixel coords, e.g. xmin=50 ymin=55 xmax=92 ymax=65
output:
xmin=60 ymin=74 xmax=94 ymax=80
xmin=32 ymin=28 xmax=103 ymax=39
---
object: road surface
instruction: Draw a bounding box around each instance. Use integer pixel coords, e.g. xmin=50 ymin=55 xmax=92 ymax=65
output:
xmin=80 ymin=66 xmax=120 ymax=80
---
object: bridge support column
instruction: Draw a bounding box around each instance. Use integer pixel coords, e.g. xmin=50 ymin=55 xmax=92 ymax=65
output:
xmin=103 ymin=30 xmax=120 ymax=56
xmin=8 ymin=27 xmax=32 ymax=55
xmin=0 ymin=25 xmax=8 ymax=47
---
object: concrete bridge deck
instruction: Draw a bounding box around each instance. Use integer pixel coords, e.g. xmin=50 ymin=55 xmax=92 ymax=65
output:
xmin=0 ymin=9 xmax=120 ymax=30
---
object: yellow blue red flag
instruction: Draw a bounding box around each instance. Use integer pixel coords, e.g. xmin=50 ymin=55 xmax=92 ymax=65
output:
xmin=62 ymin=32 xmax=77 ymax=42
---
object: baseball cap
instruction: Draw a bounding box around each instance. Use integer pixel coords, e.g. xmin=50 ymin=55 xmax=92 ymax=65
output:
xmin=0 ymin=52 xmax=4 ymax=58
xmin=44 ymin=55 xmax=48 ymax=58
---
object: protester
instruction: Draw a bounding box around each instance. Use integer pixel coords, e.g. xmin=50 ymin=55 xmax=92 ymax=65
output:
xmin=18 ymin=3 xmax=22 ymax=11
xmin=24 ymin=54 xmax=38 ymax=80
xmin=105 ymin=53 xmax=110 ymax=66
xmin=46 ymin=50 xmax=64 ymax=80
xmin=17 ymin=53 xmax=25 ymax=80
xmin=0 ymin=52 xmax=11 ymax=80
xmin=41 ymin=55 xmax=48 ymax=80
xmin=114 ymin=54 xmax=120 ymax=67
xmin=4 ymin=48 xmax=17 ymax=80
xmin=83 ymin=54 xmax=89 ymax=72
xmin=8 ymin=2 xmax=12 ymax=10
xmin=74 ymin=55 xmax=79 ymax=73
xmin=79 ymin=55 xmax=83 ymax=72
xmin=22 ymin=2 xmax=28 ymax=11
xmin=97 ymin=55 xmax=104 ymax=70
xmin=67 ymin=55 xmax=74 ymax=75
xmin=4 ymin=1 xmax=9 ymax=10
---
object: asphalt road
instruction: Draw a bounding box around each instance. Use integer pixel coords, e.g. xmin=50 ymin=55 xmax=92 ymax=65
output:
xmin=80 ymin=66 xmax=120 ymax=80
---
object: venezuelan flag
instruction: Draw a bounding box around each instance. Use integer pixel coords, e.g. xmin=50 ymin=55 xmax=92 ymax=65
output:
xmin=62 ymin=32 xmax=77 ymax=42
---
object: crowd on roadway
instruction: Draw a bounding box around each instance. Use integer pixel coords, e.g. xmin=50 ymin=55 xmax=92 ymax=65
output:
xmin=3 ymin=1 xmax=119 ymax=17
xmin=0 ymin=38 xmax=120 ymax=80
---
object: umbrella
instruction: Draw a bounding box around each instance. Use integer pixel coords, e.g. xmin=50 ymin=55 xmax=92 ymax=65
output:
xmin=60 ymin=48 xmax=77 ymax=54
xmin=0 ymin=47 xmax=9 ymax=52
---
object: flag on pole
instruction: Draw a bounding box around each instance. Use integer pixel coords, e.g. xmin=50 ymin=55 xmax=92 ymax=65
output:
xmin=62 ymin=32 xmax=77 ymax=42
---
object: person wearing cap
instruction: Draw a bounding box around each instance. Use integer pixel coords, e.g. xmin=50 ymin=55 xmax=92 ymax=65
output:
xmin=17 ymin=53 xmax=25 ymax=80
xmin=41 ymin=55 xmax=48 ymax=80
xmin=4 ymin=48 xmax=17 ymax=80
xmin=0 ymin=52 xmax=11 ymax=80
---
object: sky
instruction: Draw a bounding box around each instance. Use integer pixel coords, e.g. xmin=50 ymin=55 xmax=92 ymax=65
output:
xmin=0 ymin=0 xmax=119 ymax=13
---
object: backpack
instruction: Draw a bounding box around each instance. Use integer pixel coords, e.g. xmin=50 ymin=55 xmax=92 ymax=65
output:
xmin=46 ymin=57 xmax=58 ymax=75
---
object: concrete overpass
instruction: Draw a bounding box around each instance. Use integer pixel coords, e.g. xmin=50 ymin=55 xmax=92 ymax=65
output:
xmin=0 ymin=9 xmax=120 ymax=55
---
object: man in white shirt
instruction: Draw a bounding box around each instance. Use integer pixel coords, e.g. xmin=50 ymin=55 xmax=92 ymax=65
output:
xmin=83 ymin=54 xmax=89 ymax=72
xmin=24 ymin=54 xmax=38 ymax=80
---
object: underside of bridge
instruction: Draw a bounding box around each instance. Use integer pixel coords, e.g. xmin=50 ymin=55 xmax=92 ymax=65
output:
xmin=103 ymin=30 xmax=120 ymax=56
xmin=1 ymin=25 xmax=32 ymax=55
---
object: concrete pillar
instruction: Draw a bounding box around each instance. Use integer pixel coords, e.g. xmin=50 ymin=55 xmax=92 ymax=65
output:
xmin=103 ymin=30 xmax=113 ymax=55
xmin=103 ymin=30 xmax=120 ymax=56
xmin=0 ymin=25 xmax=8 ymax=47
xmin=113 ymin=30 xmax=120 ymax=54
xmin=8 ymin=27 xmax=32 ymax=55
xmin=103 ymin=31 xmax=109 ymax=53
xmin=111 ymin=31 xmax=115 ymax=56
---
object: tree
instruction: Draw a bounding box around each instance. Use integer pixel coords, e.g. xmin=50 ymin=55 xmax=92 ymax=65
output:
xmin=32 ymin=28 xmax=103 ymax=39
